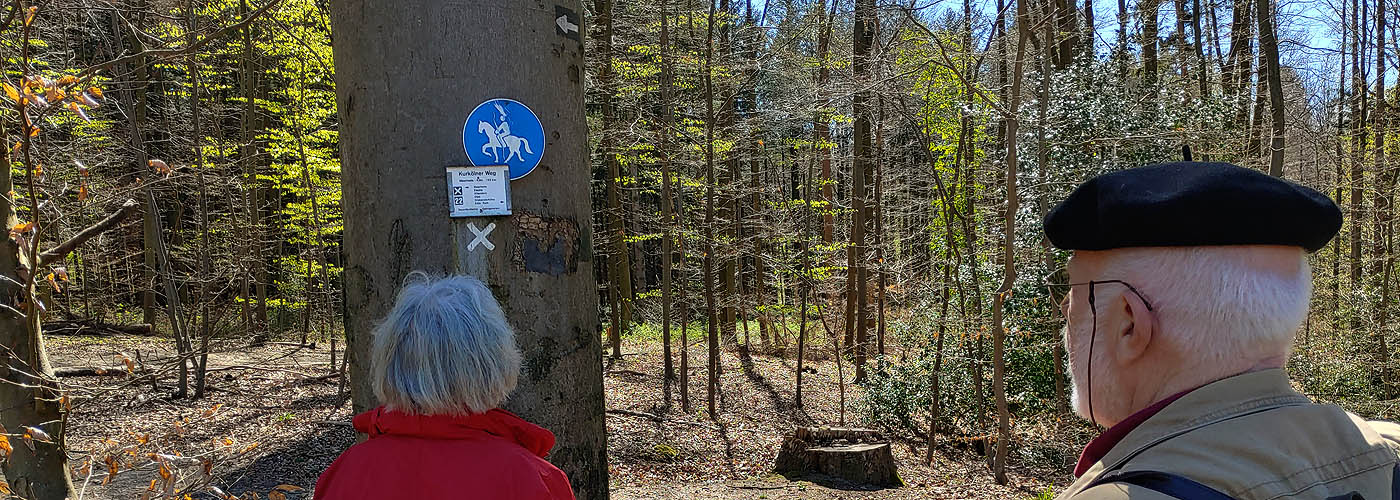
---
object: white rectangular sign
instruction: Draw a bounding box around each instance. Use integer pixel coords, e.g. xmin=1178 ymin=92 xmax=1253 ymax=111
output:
xmin=447 ymin=165 xmax=511 ymax=217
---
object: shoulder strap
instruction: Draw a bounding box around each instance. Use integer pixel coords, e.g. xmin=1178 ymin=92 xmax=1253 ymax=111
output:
xmin=1392 ymin=464 xmax=1398 ymax=500
xmin=1089 ymin=470 xmax=1237 ymax=500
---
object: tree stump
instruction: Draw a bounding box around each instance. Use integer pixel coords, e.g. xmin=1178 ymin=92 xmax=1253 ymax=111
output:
xmin=773 ymin=427 xmax=902 ymax=487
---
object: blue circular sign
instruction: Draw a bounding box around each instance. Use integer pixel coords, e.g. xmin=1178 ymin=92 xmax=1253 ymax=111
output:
xmin=463 ymin=98 xmax=546 ymax=180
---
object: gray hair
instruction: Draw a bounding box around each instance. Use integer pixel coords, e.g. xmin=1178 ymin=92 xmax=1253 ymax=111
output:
xmin=371 ymin=272 xmax=521 ymax=416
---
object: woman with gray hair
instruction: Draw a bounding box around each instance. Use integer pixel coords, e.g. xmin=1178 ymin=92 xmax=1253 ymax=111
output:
xmin=314 ymin=272 xmax=575 ymax=500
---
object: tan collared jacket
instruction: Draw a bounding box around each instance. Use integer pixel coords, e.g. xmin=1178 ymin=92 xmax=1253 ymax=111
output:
xmin=1058 ymin=369 xmax=1400 ymax=500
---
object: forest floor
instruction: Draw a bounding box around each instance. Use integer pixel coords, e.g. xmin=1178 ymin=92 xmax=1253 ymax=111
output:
xmin=36 ymin=333 xmax=1087 ymax=499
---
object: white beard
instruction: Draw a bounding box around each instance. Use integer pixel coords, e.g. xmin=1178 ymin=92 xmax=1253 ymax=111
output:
xmin=1064 ymin=324 xmax=1093 ymax=422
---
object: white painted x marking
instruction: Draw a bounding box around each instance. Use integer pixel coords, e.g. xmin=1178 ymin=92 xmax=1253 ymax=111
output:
xmin=468 ymin=222 xmax=497 ymax=251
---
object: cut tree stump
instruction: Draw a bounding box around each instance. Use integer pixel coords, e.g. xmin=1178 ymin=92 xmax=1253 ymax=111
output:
xmin=773 ymin=427 xmax=902 ymax=487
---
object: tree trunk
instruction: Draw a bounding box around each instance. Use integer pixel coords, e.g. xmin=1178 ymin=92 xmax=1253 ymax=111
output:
xmin=1257 ymin=0 xmax=1285 ymax=177
xmin=1373 ymin=0 xmax=1392 ymax=394
xmin=703 ymin=0 xmax=722 ymax=419
xmin=1350 ymin=0 xmax=1365 ymax=285
xmin=815 ymin=0 xmax=835 ymax=243
xmin=1224 ymin=0 xmax=1254 ymax=128
xmin=991 ymin=0 xmax=1030 ymax=484
xmin=0 ymin=18 xmax=75 ymax=499
xmin=328 ymin=1 xmax=609 ymax=497
xmin=1038 ymin=0 xmax=1068 ymax=413
xmin=1191 ymin=0 xmax=1209 ymax=96
xmin=1141 ymin=0 xmax=1161 ymax=105
xmin=849 ymin=0 xmax=876 ymax=383
xmin=660 ymin=0 xmax=675 ymax=405
xmin=597 ymin=0 xmax=630 ymax=359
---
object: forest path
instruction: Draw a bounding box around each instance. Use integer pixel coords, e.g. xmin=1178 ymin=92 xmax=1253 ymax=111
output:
xmin=37 ymin=334 xmax=1075 ymax=499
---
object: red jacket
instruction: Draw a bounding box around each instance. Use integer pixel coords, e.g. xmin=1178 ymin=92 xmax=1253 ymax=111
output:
xmin=314 ymin=406 xmax=575 ymax=500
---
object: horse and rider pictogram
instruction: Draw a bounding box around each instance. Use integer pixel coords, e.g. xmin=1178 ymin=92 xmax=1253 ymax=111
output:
xmin=464 ymin=98 xmax=546 ymax=180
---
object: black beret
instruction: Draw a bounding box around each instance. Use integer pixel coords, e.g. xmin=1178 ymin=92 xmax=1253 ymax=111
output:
xmin=1045 ymin=162 xmax=1342 ymax=253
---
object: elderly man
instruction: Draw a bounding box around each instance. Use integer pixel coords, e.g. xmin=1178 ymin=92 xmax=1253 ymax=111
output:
xmin=1046 ymin=162 xmax=1400 ymax=500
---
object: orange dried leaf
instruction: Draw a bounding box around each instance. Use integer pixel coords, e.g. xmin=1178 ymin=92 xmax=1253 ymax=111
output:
xmin=24 ymin=7 xmax=36 ymax=26
xmin=103 ymin=456 xmax=118 ymax=485
xmin=0 ymin=479 xmax=8 ymax=495
xmin=45 ymin=88 xmax=63 ymax=101
xmin=46 ymin=273 xmax=60 ymax=292
xmin=202 ymin=403 xmax=223 ymax=417
xmin=79 ymin=92 xmax=99 ymax=107
xmin=2 ymin=83 xmax=17 ymax=102
xmin=54 ymin=267 xmax=68 ymax=281
xmin=238 ymin=442 xmax=259 ymax=454
xmin=77 ymin=183 xmax=88 ymax=201
xmin=0 ymin=434 xmax=11 ymax=456
xmin=67 ymin=101 xmax=90 ymax=122
xmin=88 ymin=86 xmax=103 ymax=99
xmin=268 ymin=492 xmax=286 ymax=500
xmin=57 ymin=75 xmax=76 ymax=86
xmin=11 ymin=221 xmax=33 ymax=233
xmin=10 ymin=141 xmax=20 ymax=154
xmin=60 ymin=394 xmax=70 ymax=412
xmin=28 ymin=125 xmax=39 ymax=137
xmin=221 ymin=437 xmax=234 ymax=446
xmin=157 ymin=461 xmax=171 ymax=481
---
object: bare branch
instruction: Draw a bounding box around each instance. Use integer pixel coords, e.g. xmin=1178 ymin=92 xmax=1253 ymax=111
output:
xmin=77 ymin=0 xmax=284 ymax=81
xmin=38 ymin=199 xmax=138 ymax=268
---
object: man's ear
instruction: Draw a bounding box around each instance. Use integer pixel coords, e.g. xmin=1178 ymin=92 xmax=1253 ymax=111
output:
xmin=1114 ymin=291 xmax=1156 ymax=364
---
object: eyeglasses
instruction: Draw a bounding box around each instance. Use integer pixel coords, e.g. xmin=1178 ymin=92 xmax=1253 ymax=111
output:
xmin=1044 ymin=273 xmax=1156 ymax=427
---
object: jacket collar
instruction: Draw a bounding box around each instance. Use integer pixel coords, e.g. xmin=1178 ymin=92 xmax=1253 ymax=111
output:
xmin=1079 ymin=368 xmax=1311 ymax=479
xmin=352 ymin=406 xmax=557 ymax=458
xmin=1073 ymin=388 xmax=1194 ymax=477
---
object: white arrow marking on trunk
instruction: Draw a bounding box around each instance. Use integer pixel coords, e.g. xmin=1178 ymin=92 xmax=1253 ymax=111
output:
xmin=556 ymin=15 xmax=579 ymax=34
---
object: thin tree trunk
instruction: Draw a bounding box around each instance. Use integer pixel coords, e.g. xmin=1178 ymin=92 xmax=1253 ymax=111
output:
xmin=189 ymin=0 xmax=212 ymax=398
xmin=992 ymin=1 xmax=1030 ymax=483
xmin=849 ymin=0 xmax=876 ymax=383
xmin=1141 ymin=0 xmax=1161 ymax=105
xmin=660 ymin=0 xmax=676 ymax=405
xmin=704 ymin=0 xmax=721 ymax=419
xmin=597 ymin=0 xmax=630 ymax=359
xmin=1257 ymin=0 xmax=1285 ymax=177
xmin=816 ymin=0 xmax=836 ymax=243
xmin=1373 ymin=0 xmax=1392 ymax=394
